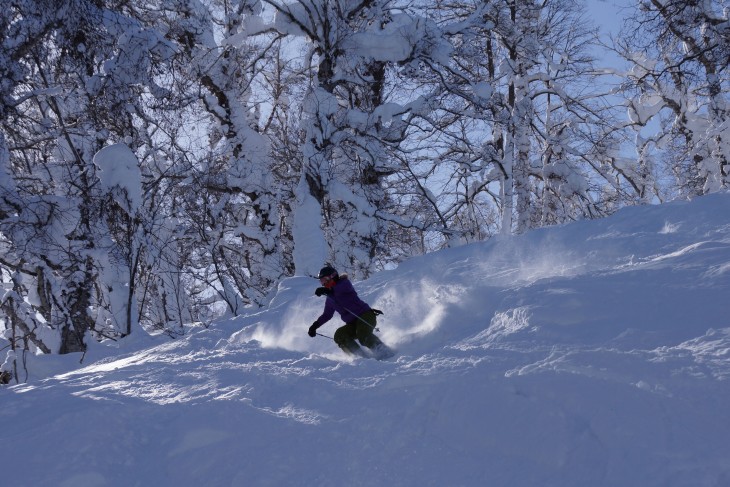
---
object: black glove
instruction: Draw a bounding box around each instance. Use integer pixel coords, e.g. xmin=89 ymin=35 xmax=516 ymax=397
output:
xmin=308 ymin=323 xmax=319 ymax=337
xmin=372 ymin=308 xmax=383 ymax=315
xmin=315 ymin=287 xmax=332 ymax=297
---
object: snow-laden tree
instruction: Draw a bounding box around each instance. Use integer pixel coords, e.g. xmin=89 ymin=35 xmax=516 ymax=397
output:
xmin=258 ymin=0 xmax=424 ymax=278
xmin=1 ymin=0 xmax=115 ymax=357
xmin=397 ymin=0 xmax=633 ymax=239
xmin=0 ymin=0 xmax=189 ymax=364
xmin=618 ymin=0 xmax=730 ymax=197
xmin=159 ymin=0 xmax=292 ymax=311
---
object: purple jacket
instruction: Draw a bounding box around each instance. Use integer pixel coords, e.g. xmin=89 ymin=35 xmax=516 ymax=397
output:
xmin=314 ymin=278 xmax=372 ymax=326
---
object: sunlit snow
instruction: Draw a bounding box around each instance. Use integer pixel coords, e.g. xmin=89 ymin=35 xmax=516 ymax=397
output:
xmin=3 ymin=193 xmax=730 ymax=486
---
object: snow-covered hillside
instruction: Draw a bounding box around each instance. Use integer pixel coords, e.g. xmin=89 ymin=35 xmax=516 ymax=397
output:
xmin=3 ymin=193 xmax=730 ymax=487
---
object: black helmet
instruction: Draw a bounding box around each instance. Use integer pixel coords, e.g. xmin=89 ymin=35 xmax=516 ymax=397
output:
xmin=317 ymin=265 xmax=338 ymax=279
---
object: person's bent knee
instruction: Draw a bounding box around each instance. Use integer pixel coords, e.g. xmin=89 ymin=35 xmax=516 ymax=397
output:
xmin=333 ymin=327 xmax=348 ymax=346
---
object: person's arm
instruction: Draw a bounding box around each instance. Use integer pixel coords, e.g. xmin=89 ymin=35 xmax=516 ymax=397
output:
xmin=314 ymin=298 xmax=335 ymax=326
xmin=309 ymin=298 xmax=335 ymax=337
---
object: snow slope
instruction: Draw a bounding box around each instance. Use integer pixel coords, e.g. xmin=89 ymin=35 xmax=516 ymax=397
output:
xmin=3 ymin=193 xmax=730 ymax=487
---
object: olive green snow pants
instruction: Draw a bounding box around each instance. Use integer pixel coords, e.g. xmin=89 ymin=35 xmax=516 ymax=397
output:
xmin=333 ymin=310 xmax=383 ymax=355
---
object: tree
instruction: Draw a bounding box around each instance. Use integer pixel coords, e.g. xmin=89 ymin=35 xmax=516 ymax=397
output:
xmin=261 ymin=0 xmax=420 ymax=278
xmin=618 ymin=0 xmax=730 ymax=198
xmin=391 ymin=0 xmax=631 ymax=241
xmin=164 ymin=0 xmax=290 ymax=310
xmin=0 ymin=0 xmax=185 ymax=357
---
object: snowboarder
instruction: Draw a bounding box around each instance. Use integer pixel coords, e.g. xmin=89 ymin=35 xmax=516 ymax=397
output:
xmin=308 ymin=265 xmax=393 ymax=359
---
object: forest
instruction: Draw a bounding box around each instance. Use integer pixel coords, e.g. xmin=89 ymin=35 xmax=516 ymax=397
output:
xmin=1 ymin=0 xmax=728 ymax=377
